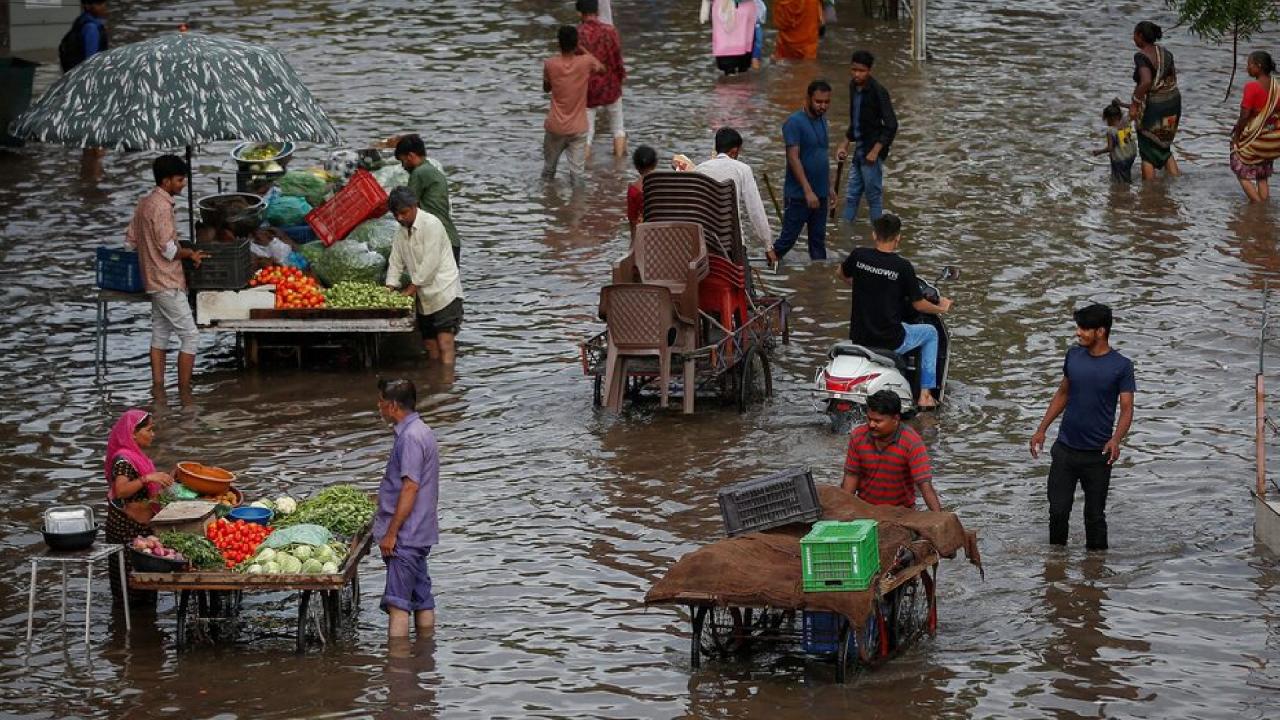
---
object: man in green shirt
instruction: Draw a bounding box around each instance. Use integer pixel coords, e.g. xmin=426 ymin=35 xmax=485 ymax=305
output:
xmin=395 ymin=134 xmax=461 ymax=266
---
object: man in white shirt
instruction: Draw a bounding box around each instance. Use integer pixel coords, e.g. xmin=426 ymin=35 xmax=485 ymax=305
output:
xmin=386 ymin=187 xmax=464 ymax=366
xmin=695 ymin=127 xmax=772 ymax=255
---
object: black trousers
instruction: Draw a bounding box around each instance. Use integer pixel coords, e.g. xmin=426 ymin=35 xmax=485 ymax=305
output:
xmin=1047 ymin=441 xmax=1112 ymax=549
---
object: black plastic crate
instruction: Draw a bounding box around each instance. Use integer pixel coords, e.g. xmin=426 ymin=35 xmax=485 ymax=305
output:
xmin=186 ymin=239 xmax=253 ymax=289
xmin=717 ymin=467 xmax=822 ymax=537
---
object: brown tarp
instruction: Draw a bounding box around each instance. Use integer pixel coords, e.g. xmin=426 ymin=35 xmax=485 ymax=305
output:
xmin=644 ymin=485 xmax=982 ymax=627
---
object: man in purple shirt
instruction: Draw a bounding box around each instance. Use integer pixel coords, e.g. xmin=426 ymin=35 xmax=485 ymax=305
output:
xmin=374 ymin=378 xmax=441 ymax=638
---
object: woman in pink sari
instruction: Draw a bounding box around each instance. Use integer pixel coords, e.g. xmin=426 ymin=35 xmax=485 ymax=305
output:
xmin=104 ymin=409 xmax=174 ymax=601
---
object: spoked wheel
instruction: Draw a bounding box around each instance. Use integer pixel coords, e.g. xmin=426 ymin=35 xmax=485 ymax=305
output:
xmin=736 ymin=347 xmax=772 ymax=412
xmin=296 ymin=590 xmax=328 ymax=653
xmin=690 ymin=605 xmax=741 ymax=668
xmin=835 ymin=606 xmax=886 ymax=682
xmin=890 ymin=578 xmax=930 ymax=649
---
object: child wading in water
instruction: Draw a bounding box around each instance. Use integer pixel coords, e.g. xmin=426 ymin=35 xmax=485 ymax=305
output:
xmin=628 ymin=145 xmax=657 ymax=240
xmin=1095 ymin=99 xmax=1138 ymax=183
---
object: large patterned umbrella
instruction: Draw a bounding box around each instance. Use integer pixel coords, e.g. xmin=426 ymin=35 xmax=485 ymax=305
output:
xmin=9 ymin=31 xmax=342 ymax=149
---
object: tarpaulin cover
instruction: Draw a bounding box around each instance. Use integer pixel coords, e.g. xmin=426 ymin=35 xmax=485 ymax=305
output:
xmin=644 ymin=484 xmax=982 ymax=628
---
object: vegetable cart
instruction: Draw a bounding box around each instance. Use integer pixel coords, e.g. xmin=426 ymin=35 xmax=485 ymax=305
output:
xmin=580 ymin=294 xmax=790 ymax=412
xmin=204 ymin=308 xmax=416 ymax=368
xmin=129 ymin=526 xmax=373 ymax=653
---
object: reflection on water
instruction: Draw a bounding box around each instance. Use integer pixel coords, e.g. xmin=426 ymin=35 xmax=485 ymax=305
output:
xmin=1 ymin=0 xmax=1279 ymax=718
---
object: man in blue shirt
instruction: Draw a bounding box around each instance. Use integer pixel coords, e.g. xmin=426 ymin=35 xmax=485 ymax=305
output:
xmin=836 ymin=50 xmax=897 ymax=225
xmin=374 ymin=378 xmax=442 ymax=639
xmin=767 ymin=79 xmax=834 ymax=265
xmin=1030 ymin=304 xmax=1136 ymax=550
xmin=61 ymin=1 xmax=109 ymax=72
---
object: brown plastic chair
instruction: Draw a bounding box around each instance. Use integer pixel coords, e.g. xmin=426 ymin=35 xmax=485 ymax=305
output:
xmin=613 ymin=221 xmax=708 ymax=327
xmin=598 ymin=283 xmax=698 ymax=414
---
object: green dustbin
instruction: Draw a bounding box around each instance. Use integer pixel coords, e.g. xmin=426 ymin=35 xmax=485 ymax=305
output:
xmin=0 ymin=57 xmax=39 ymax=146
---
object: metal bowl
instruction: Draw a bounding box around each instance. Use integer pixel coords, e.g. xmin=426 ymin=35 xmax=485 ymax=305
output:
xmin=196 ymin=193 xmax=266 ymax=237
xmin=42 ymin=525 xmax=99 ymax=552
xmin=231 ymin=141 xmax=295 ymax=169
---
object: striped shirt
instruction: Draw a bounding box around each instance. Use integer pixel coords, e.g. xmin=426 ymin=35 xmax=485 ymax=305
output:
xmin=844 ymin=424 xmax=933 ymax=508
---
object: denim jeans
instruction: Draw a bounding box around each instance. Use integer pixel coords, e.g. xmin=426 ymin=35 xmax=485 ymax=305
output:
xmin=772 ymin=197 xmax=828 ymax=260
xmin=842 ymin=151 xmax=884 ymax=223
xmin=894 ymin=322 xmax=938 ymax=389
xmin=1047 ymin=441 xmax=1112 ymax=549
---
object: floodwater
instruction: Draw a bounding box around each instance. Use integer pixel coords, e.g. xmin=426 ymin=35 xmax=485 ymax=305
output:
xmin=1 ymin=0 xmax=1279 ymax=717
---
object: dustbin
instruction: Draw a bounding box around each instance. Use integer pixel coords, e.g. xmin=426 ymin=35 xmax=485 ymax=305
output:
xmin=0 ymin=57 xmax=39 ymax=147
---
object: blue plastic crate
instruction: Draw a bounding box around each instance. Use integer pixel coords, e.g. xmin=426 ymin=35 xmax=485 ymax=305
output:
xmin=802 ymin=610 xmax=841 ymax=654
xmin=95 ymin=247 xmax=143 ymax=293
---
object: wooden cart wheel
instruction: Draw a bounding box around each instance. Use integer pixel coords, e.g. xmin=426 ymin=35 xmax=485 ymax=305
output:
xmin=736 ymin=347 xmax=772 ymax=412
xmin=695 ymin=605 xmax=737 ymax=661
xmin=690 ymin=606 xmax=706 ymax=669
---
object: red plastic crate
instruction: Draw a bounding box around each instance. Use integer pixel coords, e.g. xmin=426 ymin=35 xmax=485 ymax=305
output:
xmin=304 ymin=168 xmax=389 ymax=246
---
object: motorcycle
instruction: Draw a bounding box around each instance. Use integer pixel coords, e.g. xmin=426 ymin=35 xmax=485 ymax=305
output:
xmin=815 ymin=266 xmax=957 ymax=433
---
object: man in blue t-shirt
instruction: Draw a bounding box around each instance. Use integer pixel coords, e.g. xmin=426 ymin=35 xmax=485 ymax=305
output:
xmin=767 ymin=79 xmax=834 ymax=265
xmin=1030 ymin=304 xmax=1136 ymax=550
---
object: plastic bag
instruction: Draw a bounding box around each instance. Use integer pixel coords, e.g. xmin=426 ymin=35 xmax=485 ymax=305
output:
xmin=372 ymin=163 xmax=409 ymax=192
xmin=276 ymin=170 xmax=330 ymax=207
xmin=313 ymin=239 xmax=389 ymax=286
xmin=261 ymin=524 xmax=333 ymax=549
xmin=299 ymin=241 xmax=325 ymax=267
xmin=266 ymin=195 xmax=312 ymax=227
xmin=284 ymin=250 xmax=309 ymax=270
xmin=347 ymin=218 xmax=399 ymax=259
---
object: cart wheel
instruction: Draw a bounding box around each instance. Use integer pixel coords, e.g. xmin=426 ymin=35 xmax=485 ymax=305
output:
xmin=835 ymin=619 xmax=852 ymax=684
xmin=854 ymin=605 xmax=884 ymax=667
xmin=690 ymin=606 xmax=706 ymax=669
xmin=736 ymin=347 xmax=772 ymax=412
xmin=175 ymin=590 xmax=190 ymax=652
xmin=297 ymin=590 xmax=312 ymax=654
xmin=890 ymin=578 xmax=929 ymax=649
xmin=592 ymin=373 xmax=603 ymax=407
xmin=695 ymin=605 xmax=737 ymax=661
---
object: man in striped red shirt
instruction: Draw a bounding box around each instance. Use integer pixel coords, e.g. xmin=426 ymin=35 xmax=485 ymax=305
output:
xmin=842 ymin=390 xmax=942 ymax=511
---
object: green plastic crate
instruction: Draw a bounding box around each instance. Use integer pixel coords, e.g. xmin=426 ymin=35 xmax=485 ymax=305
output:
xmin=800 ymin=520 xmax=880 ymax=592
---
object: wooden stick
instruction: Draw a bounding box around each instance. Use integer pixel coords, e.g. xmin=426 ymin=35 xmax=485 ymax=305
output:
xmin=830 ymin=159 xmax=845 ymax=220
xmin=762 ymin=170 xmax=783 ymax=223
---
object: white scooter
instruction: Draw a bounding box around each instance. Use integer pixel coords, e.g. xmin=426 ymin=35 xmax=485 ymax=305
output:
xmin=815 ymin=267 xmax=957 ymax=433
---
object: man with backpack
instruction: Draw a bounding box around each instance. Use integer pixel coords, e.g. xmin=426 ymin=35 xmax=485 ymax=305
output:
xmin=60 ymin=1 xmax=110 ymax=73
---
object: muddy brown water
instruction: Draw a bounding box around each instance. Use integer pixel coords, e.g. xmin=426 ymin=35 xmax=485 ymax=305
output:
xmin=1 ymin=0 xmax=1279 ymax=717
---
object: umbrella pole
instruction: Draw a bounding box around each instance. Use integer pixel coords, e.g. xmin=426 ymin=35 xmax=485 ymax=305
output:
xmin=185 ymin=144 xmax=195 ymax=243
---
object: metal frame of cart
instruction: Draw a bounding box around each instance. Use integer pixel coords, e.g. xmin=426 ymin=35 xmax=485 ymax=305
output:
xmin=129 ymin=529 xmax=372 ymax=653
xmin=580 ymin=295 xmax=790 ymax=411
xmin=660 ymin=558 xmax=938 ymax=683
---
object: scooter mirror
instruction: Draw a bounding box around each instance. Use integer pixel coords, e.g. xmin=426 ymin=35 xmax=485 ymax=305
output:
xmin=937 ymin=266 xmax=959 ymax=282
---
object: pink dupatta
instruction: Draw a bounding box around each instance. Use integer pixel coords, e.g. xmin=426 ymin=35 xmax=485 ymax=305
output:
xmin=104 ymin=409 xmax=156 ymax=501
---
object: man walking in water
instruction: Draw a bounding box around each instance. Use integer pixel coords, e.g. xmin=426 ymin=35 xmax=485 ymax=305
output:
xmin=577 ymin=0 xmax=628 ymax=159
xmin=1030 ymin=304 xmax=1136 ymax=550
xmin=837 ymin=50 xmax=897 ymax=225
xmin=542 ymin=26 xmax=605 ymax=182
xmin=695 ymin=127 xmax=772 ymax=256
xmin=768 ymin=80 xmax=834 ymax=264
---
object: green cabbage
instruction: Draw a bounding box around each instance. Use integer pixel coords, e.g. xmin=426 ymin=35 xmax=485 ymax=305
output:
xmin=263 ymin=560 xmax=281 ymax=574
xmin=278 ymin=555 xmax=303 ymax=574
xmin=292 ymin=545 xmax=313 ymax=561
xmin=276 ymin=171 xmax=331 ymax=207
xmin=314 ymin=544 xmax=335 ymax=563
xmin=255 ymin=547 xmax=277 ymax=562
xmin=246 ymin=564 xmax=264 ymax=574
xmin=302 ymin=558 xmax=324 ymax=574
xmin=320 ymin=561 xmax=339 ymax=574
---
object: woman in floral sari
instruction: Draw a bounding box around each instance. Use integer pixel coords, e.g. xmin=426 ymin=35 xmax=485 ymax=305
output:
xmin=104 ymin=409 xmax=173 ymax=603
xmin=1231 ymin=51 xmax=1280 ymax=203
xmin=1128 ymin=21 xmax=1182 ymax=180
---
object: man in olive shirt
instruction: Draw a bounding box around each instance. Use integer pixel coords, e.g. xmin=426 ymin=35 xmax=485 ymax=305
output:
xmin=395 ymin=134 xmax=461 ymax=266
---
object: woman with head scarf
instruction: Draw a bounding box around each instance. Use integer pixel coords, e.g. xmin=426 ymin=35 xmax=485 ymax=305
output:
xmin=104 ymin=409 xmax=174 ymax=601
xmin=1231 ymin=50 xmax=1280 ymax=202
xmin=1129 ymin=21 xmax=1182 ymax=179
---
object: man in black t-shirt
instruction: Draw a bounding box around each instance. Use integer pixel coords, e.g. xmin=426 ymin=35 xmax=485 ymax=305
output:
xmin=837 ymin=214 xmax=953 ymax=409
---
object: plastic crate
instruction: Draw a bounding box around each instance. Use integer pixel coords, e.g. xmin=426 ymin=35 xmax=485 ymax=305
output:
xmin=305 ymin=168 xmax=388 ymax=246
xmin=801 ymin=610 xmax=842 ymax=654
xmin=718 ymin=467 xmax=822 ymax=536
xmin=187 ymin=240 xmax=253 ymax=289
xmin=801 ymin=520 xmax=880 ymax=593
xmin=96 ymin=247 xmax=144 ymax=292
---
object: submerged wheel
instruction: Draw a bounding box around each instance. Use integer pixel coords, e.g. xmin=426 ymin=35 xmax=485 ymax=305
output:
xmin=736 ymin=347 xmax=772 ymax=412
xmin=890 ymin=578 xmax=929 ymax=649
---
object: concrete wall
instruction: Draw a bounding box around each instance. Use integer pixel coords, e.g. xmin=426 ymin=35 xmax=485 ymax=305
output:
xmin=3 ymin=1 xmax=80 ymax=57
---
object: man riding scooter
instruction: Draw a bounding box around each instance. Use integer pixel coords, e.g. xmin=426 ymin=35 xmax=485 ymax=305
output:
xmin=836 ymin=214 xmax=953 ymax=410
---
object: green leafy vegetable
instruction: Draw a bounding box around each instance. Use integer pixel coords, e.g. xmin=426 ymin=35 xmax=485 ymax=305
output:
xmin=274 ymin=484 xmax=375 ymax=537
xmin=158 ymin=532 xmax=223 ymax=570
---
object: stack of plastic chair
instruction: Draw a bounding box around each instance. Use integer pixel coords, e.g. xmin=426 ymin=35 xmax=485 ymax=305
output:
xmin=642 ymin=171 xmax=745 ymax=268
xmin=698 ymin=254 xmax=750 ymax=330
xmin=613 ymin=221 xmax=708 ymax=329
xmin=598 ymin=284 xmax=699 ymax=414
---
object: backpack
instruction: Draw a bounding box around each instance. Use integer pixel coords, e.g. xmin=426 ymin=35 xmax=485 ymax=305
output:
xmin=59 ymin=15 xmax=106 ymax=72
